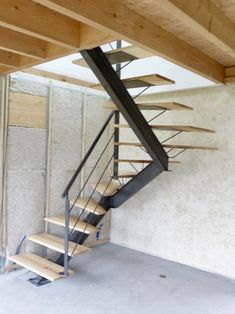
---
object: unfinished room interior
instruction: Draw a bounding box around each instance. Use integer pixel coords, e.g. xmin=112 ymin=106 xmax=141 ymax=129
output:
xmin=1 ymin=0 xmax=235 ymax=313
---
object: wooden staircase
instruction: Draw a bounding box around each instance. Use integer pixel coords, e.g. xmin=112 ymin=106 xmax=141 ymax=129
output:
xmin=9 ymin=45 xmax=217 ymax=285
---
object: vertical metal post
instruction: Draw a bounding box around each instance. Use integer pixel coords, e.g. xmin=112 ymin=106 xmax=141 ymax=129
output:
xmin=64 ymin=193 xmax=70 ymax=277
xmin=0 ymin=75 xmax=9 ymax=273
xmin=80 ymin=88 xmax=87 ymax=199
xmin=44 ymin=81 xmax=53 ymax=236
xmin=113 ymin=40 xmax=121 ymax=179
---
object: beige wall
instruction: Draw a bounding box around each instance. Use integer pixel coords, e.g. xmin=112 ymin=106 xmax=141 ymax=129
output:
xmin=6 ymin=77 xmax=110 ymax=258
xmin=111 ymin=84 xmax=235 ymax=279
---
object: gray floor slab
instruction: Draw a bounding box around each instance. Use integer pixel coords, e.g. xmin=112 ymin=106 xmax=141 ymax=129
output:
xmin=1 ymin=243 xmax=235 ymax=314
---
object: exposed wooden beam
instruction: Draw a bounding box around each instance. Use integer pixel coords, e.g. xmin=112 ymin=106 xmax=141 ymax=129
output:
xmin=156 ymin=0 xmax=235 ymax=60
xmin=34 ymin=0 xmax=225 ymax=83
xmin=224 ymin=66 xmax=235 ymax=83
xmin=0 ymin=27 xmax=47 ymax=59
xmin=0 ymin=66 xmax=13 ymax=74
xmin=21 ymin=68 xmax=95 ymax=88
xmin=80 ymin=24 xmax=116 ymax=49
xmin=0 ymin=49 xmax=46 ymax=71
xmin=0 ymin=50 xmax=20 ymax=68
xmin=0 ymin=43 xmax=81 ymax=74
xmin=0 ymin=0 xmax=80 ymax=48
xmin=0 ymin=0 xmax=115 ymax=50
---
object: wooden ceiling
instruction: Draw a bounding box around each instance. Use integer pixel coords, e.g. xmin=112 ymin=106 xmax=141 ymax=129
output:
xmin=1 ymin=0 xmax=235 ymax=84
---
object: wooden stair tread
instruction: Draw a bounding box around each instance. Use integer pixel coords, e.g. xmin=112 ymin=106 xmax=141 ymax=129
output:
xmin=112 ymin=124 xmax=214 ymax=133
xmin=44 ymin=215 xmax=97 ymax=234
xmin=114 ymin=159 xmax=180 ymax=164
xmin=114 ymin=158 xmax=152 ymax=163
xmin=105 ymin=101 xmax=193 ymax=111
xmin=90 ymin=181 xmax=120 ymax=196
xmin=163 ymin=144 xmax=218 ymax=150
xmin=9 ymin=253 xmax=73 ymax=281
xmin=114 ymin=142 xmax=143 ymax=147
xmin=117 ymin=171 xmax=137 ymax=178
xmin=70 ymin=197 xmax=106 ymax=215
xmin=92 ymin=74 xmax=174 ymax=90
xmin=28 ymin=233 xmax=90 ymax=256
xmin=114 ymin=142 xmax=217 ymax=150
xmin=73 ymin=45 xmax=153 ymax=67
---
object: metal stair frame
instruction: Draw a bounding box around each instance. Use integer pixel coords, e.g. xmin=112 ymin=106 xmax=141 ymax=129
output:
xmin=28 ymin=46 xmax=169 ymax=286
xmin=80 ymin=47 xmax=168 ymax=170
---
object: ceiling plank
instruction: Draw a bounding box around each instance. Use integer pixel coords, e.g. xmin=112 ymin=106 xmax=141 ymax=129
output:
xmin=0 ymin=34 xmax=115 ymax=75
xmin=155 ymin=0 xmax=235 ymax=60
xmin=0 ymin=50 xmax=20 ymax=68
xmin=80 ymin=24 xmax=116 ymax=49
xmin=0 ymin=0 xmax=115 ymax=51
xmin=34 ymin=0 xmax=225 ymax=83
xmin=0 ymin=0 xmax=80 ymax=48
xmin=21 ymin=68 xmax=95 ymax=88
xmin=0 ymin=27 xmax=47 ymax=59
xmin=0 ymin=46 xmax=75 ymax=74
xmin=224 ymin=66 xmax=235 ymax=83
xmin=0 ymin=65 xmax=14 ymax=74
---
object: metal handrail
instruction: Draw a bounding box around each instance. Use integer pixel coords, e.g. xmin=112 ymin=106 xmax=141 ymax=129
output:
xmin=62 ymin=110 xmax=117 ymax=198
xmin=63 ymin=110 xmax=116 ymax=276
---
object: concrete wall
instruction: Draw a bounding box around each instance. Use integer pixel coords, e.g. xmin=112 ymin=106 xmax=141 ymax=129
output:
xmin=6 ymin=77 xmax=109 ymax=257
xmin=110 ymin=84 xmax=235 ymax=279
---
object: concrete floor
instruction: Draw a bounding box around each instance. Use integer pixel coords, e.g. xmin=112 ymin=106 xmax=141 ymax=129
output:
xmin=1 ymin=243 xmax=235 ymax=314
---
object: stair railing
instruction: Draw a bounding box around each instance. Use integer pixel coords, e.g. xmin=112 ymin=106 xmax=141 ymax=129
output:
xmin=61 ymin=110 xmax=117 ymax=276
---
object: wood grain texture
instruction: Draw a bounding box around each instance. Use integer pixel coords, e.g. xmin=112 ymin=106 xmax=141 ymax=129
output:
xmin=119 ymin=0 xmax=233 ymax=67
xmin=92 ymin=74 xmax=175 ymax=90
xmin=44 ymin=215 xmax=97 ymax=234
xmin=112 ymin=124 xmax=215 ymax=133
xmin=105 ymin=101 xmax=193 ymax=111
xmin=34 ymin=0 xmax=224 ymax=82
xmin=9 ymin=92 xmax=46 ymax=128
xmin=70 ymin=197 xmax=106 ymax=215
xmin=9 ymin=253 xmax=74 ymax=281
xmin=73 ymin=45 xmax=154 ymax=68
xmin=28 ymin=233 xmax=90 ymax=256
xmin=23 ymin=68 xmax=93 ymax=88
xmin=114 ymin=142 xmax=217 ymax=151
xmin=90 ymin=181 xmax=120 ymax=196
xmin=114 ymin=159 xmax=180 ymax=164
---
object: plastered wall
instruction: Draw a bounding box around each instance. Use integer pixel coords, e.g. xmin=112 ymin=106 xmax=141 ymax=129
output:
xmin=6 ymin=77 xmax=110 ymax=257
xmin=111 ymin=84 xmax=235 ymax=279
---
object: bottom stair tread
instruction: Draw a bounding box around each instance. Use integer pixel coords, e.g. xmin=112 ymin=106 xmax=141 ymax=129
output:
xmin=28 ymin=233 xmax=90 ymax=256
xmin=9 ymin=253 xmax=74 ymax=281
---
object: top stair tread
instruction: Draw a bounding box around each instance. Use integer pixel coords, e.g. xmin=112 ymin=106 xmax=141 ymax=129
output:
xmin=28 ymin=232 xmax=90 ymax=256
xmin=105 ymin=101 xmax=193 ymax=111
xmin=44 ymin=215 xmax=97 ymax=234
xmin=112 ymin=124 xmax=215 ymax=133
xmin=90 ymin=181 xmax=120 ymax=196
xmin=73 ymin=45 xmax=153 ymax=67
xmin=70 ymin=197 xmax=106 ymax=215
xmin=9 ymin=253 xmax=73 ymax=281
